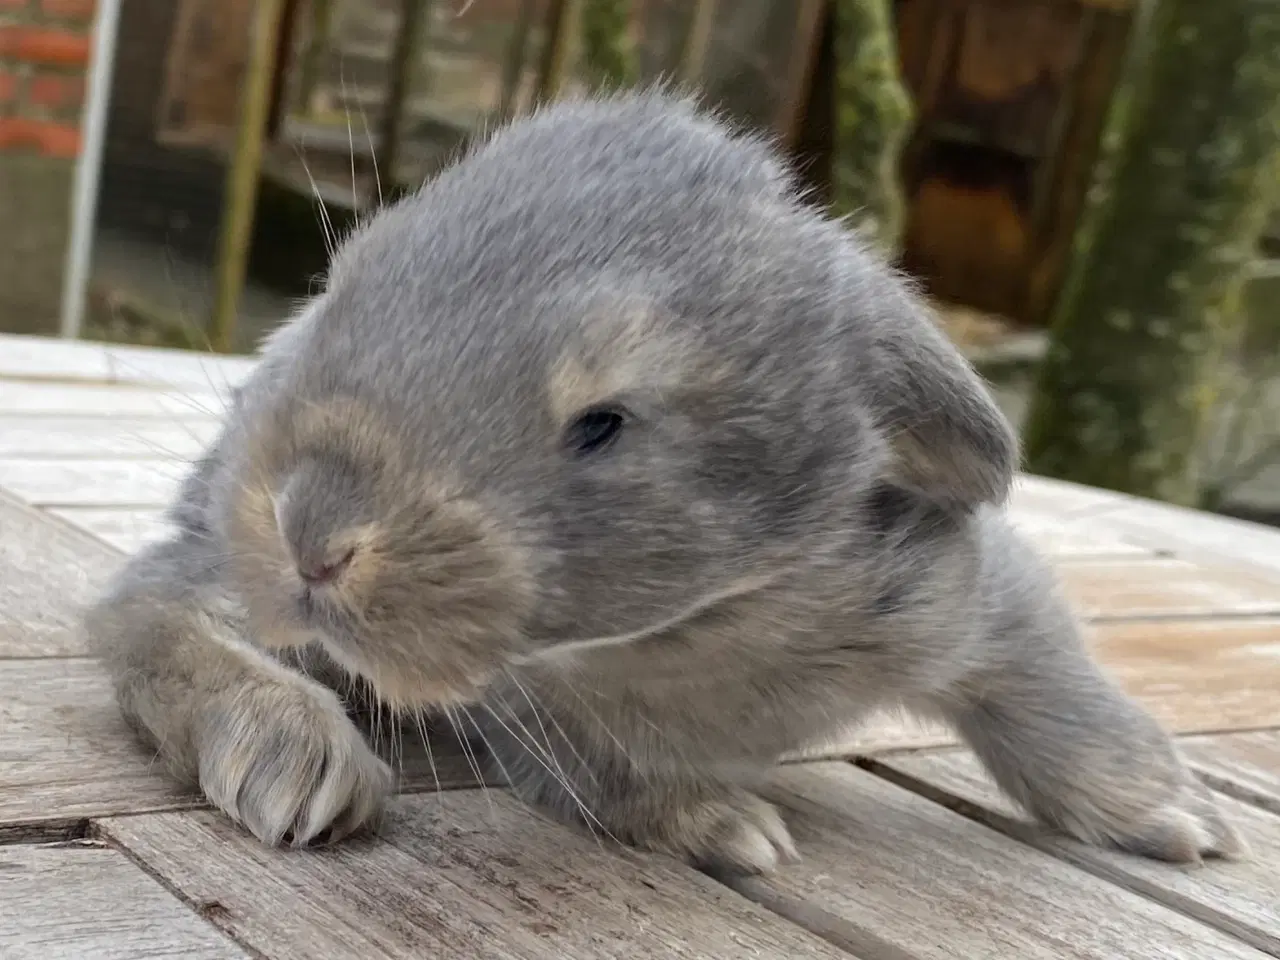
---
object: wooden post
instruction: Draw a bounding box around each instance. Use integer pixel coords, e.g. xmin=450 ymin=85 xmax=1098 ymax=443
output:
xmin=775 ymin=0 xmax=827 ymax=148
xmin=295 ymin=0 xmax=336 ymax=117
xmin=266 ymin=0 xmax=304 ymax=139
xmin=496 ymin=0 xmax=538 ymax=120
xmin=208 ymin=0 xmax=290 ymax=354
xmin=377 ymin=0 xmax=432 ymax=194
xmin=677 ymin=0 xmax=719 ymax=84
xmin=828 ymin=0 xmax=914 ymax=254
xmin=534 ymin=0 xmax=579 ymax=103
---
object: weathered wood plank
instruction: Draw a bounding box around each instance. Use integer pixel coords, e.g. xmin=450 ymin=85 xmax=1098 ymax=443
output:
xmin=1090 ymin=618 xmax=1280 ymax=734
xmin=1106 ymin=502 xmax=1280 ymax=581
xmin=787 ymin=711 xmax=955 ymax=760
xmin=1181 ymin=730 xmax=1280 ymax=815
xmin=0 ymin=417 xmax=218 ymax=459
xmin=0 ymin=657 xmax=488 ymax=838
xmin=1012 ymin=473 xmax=1127 ymax=514
xmin=0 ymin=659 xmax=204 ymax=834
xmin=798 ymin=616 xmax=1280 ymax=759
xmin=1006 ymin=510 xmax=1155 ymax=559
xmin=0 ymin=459 xmax=190 ymax=508
xmin=0 ymin=490 xmax=122 ymax=657
xmin=1006 ymin=476 xmax=1158 ymax=558
xmin=47 ymin=507 xmax=177 ymax=554
xmin=1059 ymin=557 xmax=1280 ymax=619
xmin=0 ymin=332 xmax=255 ymax=392
xmin=1017 ymin=475 xmax=1280 ymax=579
xmin=99 ymin=792 xmax=856 ymax=960
xmin=101 ymin=342 xmax=256 ymax=393
xmin=0 ymin=381 xmax=229 ymax=420
xmin=0 ymin=333 xmax=114 ymax=382
xmin=868 ymin=749 xmax=1280 ymax=956
xmin=0 ymin=840 xmax=250 ymax=959
xmin=732 ymin=763 xmax=1269 ymax=960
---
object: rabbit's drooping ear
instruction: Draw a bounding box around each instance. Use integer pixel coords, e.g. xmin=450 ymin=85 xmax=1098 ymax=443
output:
xmin=863 ymin=287 xmax=1019 ymax=511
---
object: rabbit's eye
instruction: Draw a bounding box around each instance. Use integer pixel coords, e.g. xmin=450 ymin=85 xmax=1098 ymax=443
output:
xmin=565 ymin=407 xmax=626 ymax=456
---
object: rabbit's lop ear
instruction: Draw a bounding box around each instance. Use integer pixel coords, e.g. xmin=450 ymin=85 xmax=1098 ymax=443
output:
xmin=862 ymin=286 xmax=1019 ymax=511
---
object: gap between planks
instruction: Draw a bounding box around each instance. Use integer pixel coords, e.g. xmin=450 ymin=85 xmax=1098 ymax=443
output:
xmin=856 ymin=747 xmax=1280 ymax=957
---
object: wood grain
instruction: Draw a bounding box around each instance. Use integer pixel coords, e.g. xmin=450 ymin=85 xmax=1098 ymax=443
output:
xmin=0 ymin=458 xmax=190 ymax=508
xmin=0 ymin=840 xmax=248 ymax=959
xmin=0 ymin=490 xmax=123 ymax=657
xmin=0 ymin=659 xmax=204 ymax=833
xmin=733 ymin=763 xmax=1270 ymax=960
xmin=0 ymin=333 xmax=254 ymax=393
xmin=1007 ymin=510 xmax=1154 ymax=559
xmin=0 ymin=657 xmax=493 ymax=836
xmin=1088 ymin=618 xmax=1280 ymax=734
xmin=48 ymin=507 xmax=176 ymax=554
xmin=1059 ymin=558 xmax=1280 ymax=620
xmin=1182 ymin=731 xmax=1280 ymax=815
xmin=0 ymin=333 xmax=114 ymax=382
xmin=99 ymin=792 xmax=855 ymax=960
xmin=100 ymin=342 xmax=256 ymax=393
xmin=797 ymin=615 xmax=1280 ymax=760
xmin=867 ymin=749 xmax=1280 ymax=956
xmin=0 ymin=417 xmax=217 ymax=459
xmin=0 ymin=381 xmax=229 ymax=420
xmin=1015 ymin=475 xmax=1280 ymax=579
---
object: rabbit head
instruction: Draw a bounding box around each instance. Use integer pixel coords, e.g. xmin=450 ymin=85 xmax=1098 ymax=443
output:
xmin=209 ymin=90 xmax=1017 ymax=711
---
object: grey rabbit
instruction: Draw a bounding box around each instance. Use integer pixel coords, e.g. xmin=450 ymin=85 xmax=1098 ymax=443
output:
xmin=83 ymin=89 xmax=1243 ymax=873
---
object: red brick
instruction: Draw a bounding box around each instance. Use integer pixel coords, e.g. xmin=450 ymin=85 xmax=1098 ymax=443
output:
xmin=0 ymin=70 xmax=18 ymax=107
xmin=39 ymin=0 xmax=94 ymax=20
xmin=27 ymin=71 xmax=82 ymax=110
xmin=0 ymin=116 xmax=80 ymax=156
xmin=0 ymin=26 xmax=90 ymax=66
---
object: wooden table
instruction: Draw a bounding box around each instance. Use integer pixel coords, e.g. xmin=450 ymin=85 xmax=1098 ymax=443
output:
xmin=2 ymin=331 xmax=1278 ymax=960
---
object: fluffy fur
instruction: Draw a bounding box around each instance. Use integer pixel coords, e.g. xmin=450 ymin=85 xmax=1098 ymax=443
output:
xmin=84 ymin=89 xmax=1243 ymax=871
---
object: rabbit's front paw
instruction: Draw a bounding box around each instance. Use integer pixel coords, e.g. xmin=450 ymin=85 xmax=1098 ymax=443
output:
xmin=657 ymin=790 xmax=799 ymax=876
xmin=196 ymin=677 xmax=392 ymax=847
xmin=1060 ymin=769 xmax=1247 ymax=864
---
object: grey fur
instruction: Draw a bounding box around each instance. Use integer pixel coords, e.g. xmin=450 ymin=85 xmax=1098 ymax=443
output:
xmin=82 ymin=89 xmax=1243 ymax=871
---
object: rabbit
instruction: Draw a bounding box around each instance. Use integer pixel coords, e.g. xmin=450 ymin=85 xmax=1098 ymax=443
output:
xmin=83 ymin=88 xmax=1244 ymax=874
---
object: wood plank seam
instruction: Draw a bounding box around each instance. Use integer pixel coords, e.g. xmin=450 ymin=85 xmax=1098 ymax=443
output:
xmin=86 ymin=822 xmax=272 ymax=960
xmin=852 ymin=756 xmax=1280 ymax=958
xmin=1192 ymin=768 xmax=1280 ymax=818
xmin=0 ymin=817 xmax=90 ymax=847
xmin=1089 ymin=611 xmax=1280 ymax=625
xmin=720 ymin=878 xmax=924 ymax=960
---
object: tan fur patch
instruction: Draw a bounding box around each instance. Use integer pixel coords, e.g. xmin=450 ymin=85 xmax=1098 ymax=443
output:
xmin=547 ymin=305 xmax=711 ymax=421
xmin=328 ymin=522 xmax=386 ymax=599
xmin=289 ymin=396 xmax=404 ymax=473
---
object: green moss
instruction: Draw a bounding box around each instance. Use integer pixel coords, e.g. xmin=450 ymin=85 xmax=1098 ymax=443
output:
xmin=829 ymin=0 xmax=913 ymax=254
xmin=1021 ymin=0 xmax=1280 ymax=506
xmin=580 ymin=0 xmax=638 ymax=90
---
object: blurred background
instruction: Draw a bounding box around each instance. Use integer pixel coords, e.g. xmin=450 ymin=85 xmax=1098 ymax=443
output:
xmin=0 ymin=0 xmax=1277 ymax=520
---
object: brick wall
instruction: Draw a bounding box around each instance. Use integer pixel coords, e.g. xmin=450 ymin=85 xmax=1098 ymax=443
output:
xmin=0 ymin=0 xmax=95 ymax=334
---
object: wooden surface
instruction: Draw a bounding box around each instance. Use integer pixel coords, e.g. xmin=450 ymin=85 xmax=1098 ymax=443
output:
xmin=0 ymin=840 xmax=251 ymax=959
xmin=2 ymin=331 xmax=1279 ymax=959
xmin=868 ymin=751 xmax=1280 ymax=955
xmin=98 ymin=795 xmax=852 ymax=960
xmin=0 ymin=491 xmax=122 ymax=657
xmin=735 ymin=764 xmax=1270 ymax=960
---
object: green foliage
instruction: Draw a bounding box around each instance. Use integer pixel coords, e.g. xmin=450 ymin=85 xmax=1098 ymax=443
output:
xmin=829 ymin=0 xmax=913 ymax=254
xmin=580 ymin=0 xmax=639 ymax=90
xmin=1022 ymin=0 xmax=1280 ymax=506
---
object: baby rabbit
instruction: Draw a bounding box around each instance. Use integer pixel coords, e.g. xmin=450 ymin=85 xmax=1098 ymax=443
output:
xmin=84 ymin=89 xmax=1242 ymax=873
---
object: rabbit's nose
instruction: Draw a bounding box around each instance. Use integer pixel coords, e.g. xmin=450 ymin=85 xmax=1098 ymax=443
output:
xmin=297 ymin=547 xmax=356 ymax=586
